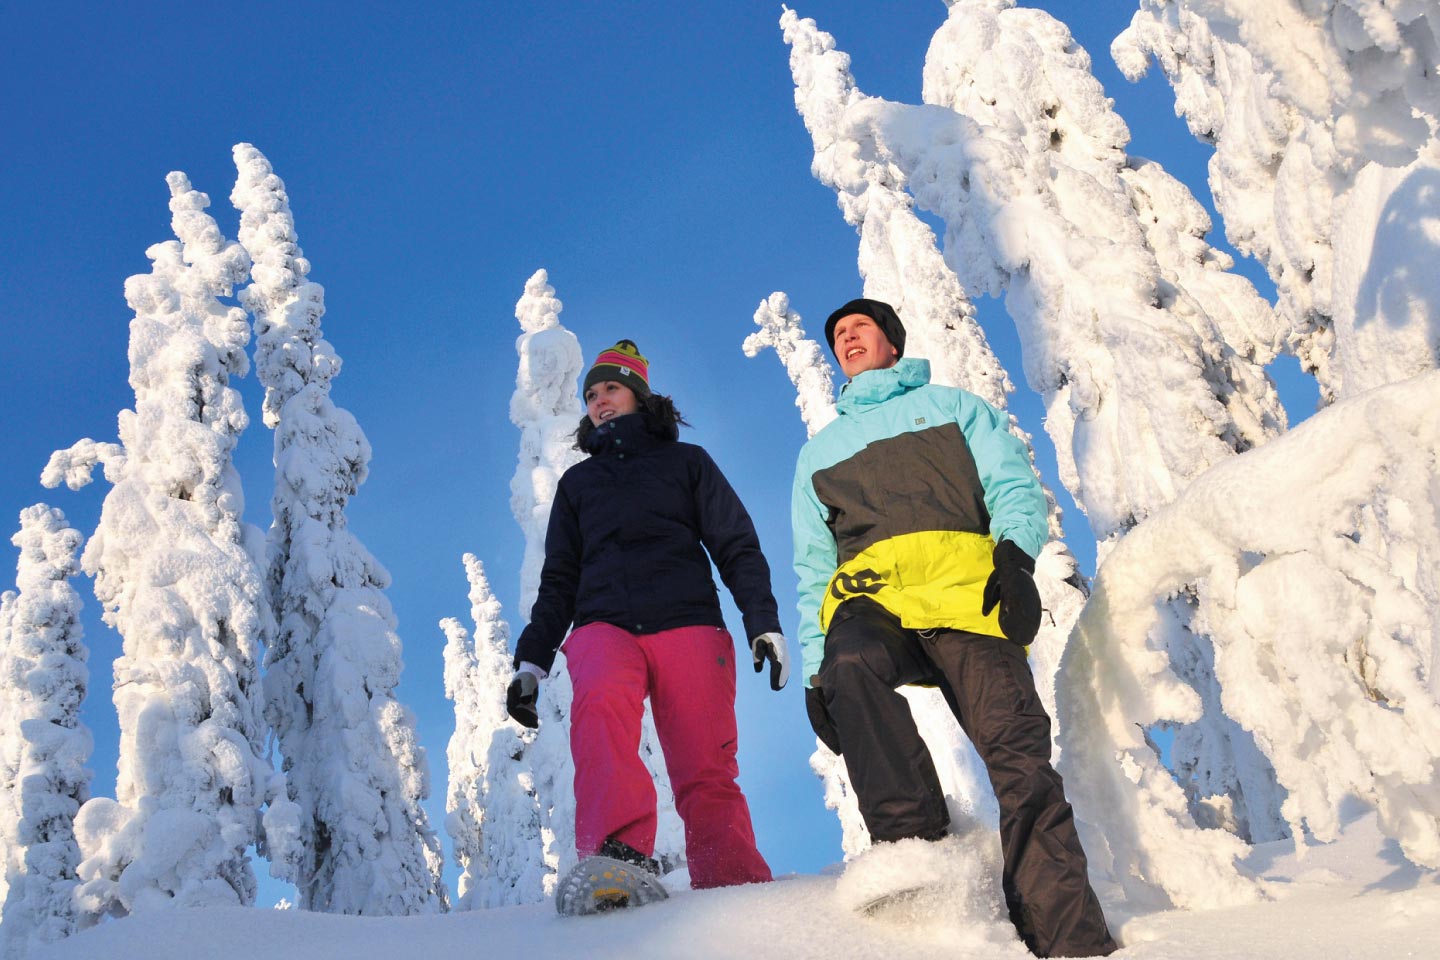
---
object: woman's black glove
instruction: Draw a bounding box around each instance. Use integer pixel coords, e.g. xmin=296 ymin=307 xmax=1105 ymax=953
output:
xmin=805 ymin=686 xmax=841 ymax=754
xmin=981 ymin=539 xmax=1042 ymax=647
xmin=506 ymin=672 xmax=540 ymax=729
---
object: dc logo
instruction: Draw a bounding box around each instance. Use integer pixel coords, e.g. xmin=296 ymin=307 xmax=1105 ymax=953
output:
xmin=830 ymin=568 xmax=884 ymax=600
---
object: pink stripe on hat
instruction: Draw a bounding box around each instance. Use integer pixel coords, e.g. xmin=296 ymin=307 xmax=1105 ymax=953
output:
xmin=594 ymin=349 xmax=647 ymax=380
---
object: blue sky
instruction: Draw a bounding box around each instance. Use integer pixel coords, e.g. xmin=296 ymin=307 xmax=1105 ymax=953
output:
xmin=0 ymin=1 xmax=1316 ymax=903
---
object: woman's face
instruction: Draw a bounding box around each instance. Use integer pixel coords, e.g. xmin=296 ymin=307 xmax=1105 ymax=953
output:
xmin=585 ymin=380 xmax=640 ymax=427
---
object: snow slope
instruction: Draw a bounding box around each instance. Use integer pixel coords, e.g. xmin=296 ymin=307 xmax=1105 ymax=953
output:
xmin=32 ymin=811 xmax=1440 ymax=960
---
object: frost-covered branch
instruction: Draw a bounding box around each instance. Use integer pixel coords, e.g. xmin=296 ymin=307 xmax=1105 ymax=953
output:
xmin=39 ymin=441 xmax=125 ymax=493
xmin=742 ymin=293 xmax=837 ymax=437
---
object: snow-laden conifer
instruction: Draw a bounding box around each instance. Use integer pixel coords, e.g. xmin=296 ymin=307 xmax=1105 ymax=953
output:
xmin=1064 ymin=369 xmax=1440 ymax=906
xmin=1114 ymin=0 xmax=1440 ymax=399
xmin=509 ymin=271 xmax=684 ymax=887
xmin=230 ymin=143 xmax=446 ymax=915
xmin=0 ymin=506 xmax=91 ymax=959
xmin=40 ymin=172 xmax=288 ymax=917
xmin=916 ymin=0 xmax=1286 ymax=536
xmin=783 ymin=1 xmax=1287 ymax=534
xmin=1116 ymin=0 xmax=1440 ymax=729
xmin=443 ymin=554 xmax=547 ymax=908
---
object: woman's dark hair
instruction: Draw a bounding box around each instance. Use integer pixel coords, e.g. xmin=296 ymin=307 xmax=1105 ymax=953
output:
xmin=574 ymin=392 xmax=688 ymax=450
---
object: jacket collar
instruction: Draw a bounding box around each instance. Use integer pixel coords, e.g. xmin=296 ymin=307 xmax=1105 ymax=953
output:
xmin=582 ymin=412 xmax=665 ymax=457
xmin=837 ymin=357 xmax=931 ymax=415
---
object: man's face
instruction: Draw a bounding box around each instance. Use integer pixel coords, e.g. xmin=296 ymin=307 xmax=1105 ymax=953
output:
xmin=832 ymin=313 xmax=899 ymax=379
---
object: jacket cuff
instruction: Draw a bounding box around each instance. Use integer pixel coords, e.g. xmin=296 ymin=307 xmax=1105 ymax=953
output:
xmin=993 ymin=538 xmax=1036 ymax=574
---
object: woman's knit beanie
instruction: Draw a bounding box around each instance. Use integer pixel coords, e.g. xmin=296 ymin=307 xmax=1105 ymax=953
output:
xmin=582 ymin=339 xmax=652 ymax=398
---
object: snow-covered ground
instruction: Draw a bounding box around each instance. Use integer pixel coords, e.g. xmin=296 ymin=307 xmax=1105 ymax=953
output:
xmin=34 ymin=809 xmax=1439 ymax=960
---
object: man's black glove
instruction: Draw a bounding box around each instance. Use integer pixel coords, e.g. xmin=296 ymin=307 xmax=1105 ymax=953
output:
xmin=805 ymin=686 xmax=841 ymax=754
xmin=981 ymin=539 xmax=1042 ymax=647
xmin=506 ymin=672 xmax=540 ymax=729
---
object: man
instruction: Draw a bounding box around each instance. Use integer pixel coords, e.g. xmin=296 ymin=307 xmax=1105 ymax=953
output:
xmin=791 ymin=298 xmax=1116 ymax=958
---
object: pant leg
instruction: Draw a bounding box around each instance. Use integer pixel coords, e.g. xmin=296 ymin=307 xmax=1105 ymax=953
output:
xmin=817 ymin=598 xmax=950 ymax=843
xmin=641 ymin=625 xmax=772 ymax=889
xmin=565 ymin=622 xmax=658 ymax=858
xmin=923 ymin=631 xmax=1116 ymax=958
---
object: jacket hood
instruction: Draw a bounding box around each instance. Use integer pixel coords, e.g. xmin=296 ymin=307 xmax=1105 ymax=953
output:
xmin=837 ymin=358 xmax=931 ymax=415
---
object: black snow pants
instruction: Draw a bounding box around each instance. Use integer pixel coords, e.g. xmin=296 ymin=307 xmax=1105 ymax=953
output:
xmin=816 ymin=597 xmax=1117 ymax=959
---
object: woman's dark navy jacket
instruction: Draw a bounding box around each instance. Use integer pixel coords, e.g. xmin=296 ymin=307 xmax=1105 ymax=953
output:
xmin=514 ymin=412 xmax=782 ymax=674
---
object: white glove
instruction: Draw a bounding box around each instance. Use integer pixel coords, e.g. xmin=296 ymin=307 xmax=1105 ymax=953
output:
xmin=750 ymin=632 xmax=790 ymax=691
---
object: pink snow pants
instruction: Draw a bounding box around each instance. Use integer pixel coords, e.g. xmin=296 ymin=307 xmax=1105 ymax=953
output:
xmin=565 ymin=621 xmax=773 ymax=889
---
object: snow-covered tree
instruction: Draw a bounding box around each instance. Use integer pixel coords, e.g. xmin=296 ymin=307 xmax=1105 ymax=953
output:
xmin=41 ymin=172 xmax=289 ymax=918
xmin=508 ymin=270 xmax=685 ymax=888
xmin=442 ymin=554 xmax=547 ymax=909
xmin=1063 ymin=369 xmax=1440 ymax=908
xmin=917 ymin=0 xmax=1286 ymax=536
xmin=1115 ymin=0 xmax=1440 ymax=400
xmin=1116 ymin=0 xmax=1440 ymax=731
xmin=779 ymin=1 xmax=1293 ymax=851
xmin=0 ymin=506 xmax=92 ymax=959
xmin=230 ymin=143 xmax=447 ymax=915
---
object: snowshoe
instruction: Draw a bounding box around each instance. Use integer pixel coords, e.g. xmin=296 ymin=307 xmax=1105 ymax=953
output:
xmin=555 ymin=855 xmax=669 ymax=916
xmin=855 ymin=885 xmax=933 ymax=918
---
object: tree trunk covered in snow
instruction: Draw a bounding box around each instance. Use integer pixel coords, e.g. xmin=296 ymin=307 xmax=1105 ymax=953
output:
xmin=231 ymin=144 xmax=447 ymax=915
xmin=0 ymin=506 xmax=92 ymax=959
xmin=41 ymin=173 xmax=286 ymax=919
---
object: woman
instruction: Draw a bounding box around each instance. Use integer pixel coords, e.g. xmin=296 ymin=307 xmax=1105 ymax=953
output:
xmin=506 ymin=339 xmax=788 ymax=895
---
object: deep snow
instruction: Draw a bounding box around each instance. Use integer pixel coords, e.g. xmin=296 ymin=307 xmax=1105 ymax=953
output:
xmin=32 ymin=810 xmax=1440 ymax=960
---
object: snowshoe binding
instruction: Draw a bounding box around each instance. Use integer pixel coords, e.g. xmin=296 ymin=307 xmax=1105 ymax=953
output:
xmin=555 ymin=840 xmax=669 ymax=916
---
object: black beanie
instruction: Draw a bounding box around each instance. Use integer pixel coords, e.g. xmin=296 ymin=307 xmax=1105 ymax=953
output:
xmin=824 ymin=298 xmax=906 ymax=360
